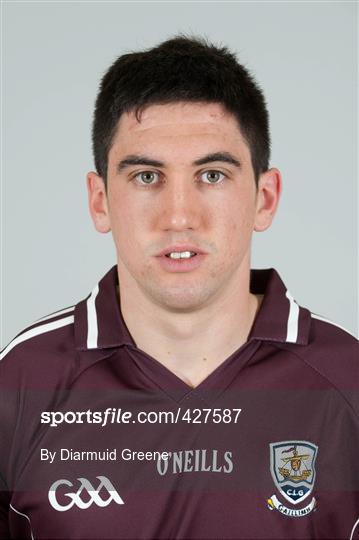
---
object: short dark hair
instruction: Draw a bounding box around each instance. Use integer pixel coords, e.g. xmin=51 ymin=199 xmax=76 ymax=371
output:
xmin=92 ymin=35 xmax=271 ymax=186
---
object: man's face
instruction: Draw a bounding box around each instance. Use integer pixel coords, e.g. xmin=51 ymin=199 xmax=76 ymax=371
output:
xmin=88 ymin=102 xmax=280 ymax=312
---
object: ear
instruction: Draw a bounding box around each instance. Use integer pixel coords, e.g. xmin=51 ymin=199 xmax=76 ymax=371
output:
xmin=254 ymin=167 xmax=282 ymax=232
xmin=86 ymin=171 xmax=111 ymax=233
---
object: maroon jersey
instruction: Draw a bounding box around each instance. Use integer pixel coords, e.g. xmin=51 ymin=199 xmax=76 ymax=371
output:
xmin=0 ymin=266 xmax=358 ymax=540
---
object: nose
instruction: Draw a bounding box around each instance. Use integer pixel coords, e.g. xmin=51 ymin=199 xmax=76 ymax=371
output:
xmin=157 ymin=177 xmax=203 ymax=232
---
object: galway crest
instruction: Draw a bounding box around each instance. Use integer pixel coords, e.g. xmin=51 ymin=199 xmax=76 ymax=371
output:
xmin=268 ymin=440 xmax=318 ymax=513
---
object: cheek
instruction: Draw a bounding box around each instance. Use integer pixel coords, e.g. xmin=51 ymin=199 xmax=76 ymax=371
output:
xmin=218 ymin=196 xmax=256 ymax=242
xmin=213 ymin=200 xmax=256 ymax=272
xmin=108 ymin=192 xmax=148 ymax=251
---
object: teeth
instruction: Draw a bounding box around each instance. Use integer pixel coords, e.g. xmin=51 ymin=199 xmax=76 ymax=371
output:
xmin=167 ymin=251 xmax=196 ymax=259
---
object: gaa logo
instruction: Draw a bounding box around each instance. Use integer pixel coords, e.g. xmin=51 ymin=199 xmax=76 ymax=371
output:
xmin=48 ymin=476 xmax=124 ymax=512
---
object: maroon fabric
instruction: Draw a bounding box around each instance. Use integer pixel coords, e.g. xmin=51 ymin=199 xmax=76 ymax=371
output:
xmin=0 ymin=266 xmax=358 ymax=539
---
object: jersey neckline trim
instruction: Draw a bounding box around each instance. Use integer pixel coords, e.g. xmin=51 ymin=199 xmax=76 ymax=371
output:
xmin=74 ymin=266 xmax=311 ymax=352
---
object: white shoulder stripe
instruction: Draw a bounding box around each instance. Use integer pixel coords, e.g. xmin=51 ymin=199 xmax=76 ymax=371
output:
xmin=86 ymin=284 xmax=99 ymax=349
xmin=285 ymin=290 xmax=299 ymax=343
xmin=311 ymin=313 xmax=357 ymax=339
xmin=36 ymin=306 xmax=75 ymax=322
xmin=10 ymin=504 xmax=35 ymax=539
xmin=350 ymin=516 xmax=359 ymax=540
xmin=0 ymin=315 xmax=74 ymax=361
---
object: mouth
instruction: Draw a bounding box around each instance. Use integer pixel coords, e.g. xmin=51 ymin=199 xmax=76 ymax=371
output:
xmin=156 ymin=245 xmax=206 ymax=258
xmin=164 ymin=251 xmax=197 ymax=260
xmin=155 ymin=247 xmax=206 ymax=273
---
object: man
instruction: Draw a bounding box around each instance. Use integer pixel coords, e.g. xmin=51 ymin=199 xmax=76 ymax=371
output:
xmin=1 ymin=35 xmax=358 ymax=540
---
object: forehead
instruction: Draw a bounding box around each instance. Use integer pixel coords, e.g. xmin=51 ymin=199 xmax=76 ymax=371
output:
xmin=111 ymin=102 xmax=250 ymax=157
xmin=120 ymin=102 xmax=233 ymax=130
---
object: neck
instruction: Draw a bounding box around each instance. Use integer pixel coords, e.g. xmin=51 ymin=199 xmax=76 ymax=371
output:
xmin=117 ymin=262 xmax=260 ymax=388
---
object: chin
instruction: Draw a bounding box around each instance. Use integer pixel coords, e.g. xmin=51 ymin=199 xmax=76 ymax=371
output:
xmin=148 ymin=284 xmax=215 ymax=313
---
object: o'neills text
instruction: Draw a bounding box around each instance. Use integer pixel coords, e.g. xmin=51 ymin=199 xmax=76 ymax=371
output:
xmin=157 ymin=449 xmax=234 ymax=475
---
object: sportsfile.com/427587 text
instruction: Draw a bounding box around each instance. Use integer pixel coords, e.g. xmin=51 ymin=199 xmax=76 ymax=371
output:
xmin=40 ymin=407 xmax=243 ymax=427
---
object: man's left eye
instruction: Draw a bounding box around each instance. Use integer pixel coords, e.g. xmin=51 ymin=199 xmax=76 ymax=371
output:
xmin=200 ymin=171 xmax=226 ymax=184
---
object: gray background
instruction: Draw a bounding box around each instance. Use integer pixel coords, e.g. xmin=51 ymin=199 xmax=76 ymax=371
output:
xmin=2 ymin=1 xmax=358 ymax=347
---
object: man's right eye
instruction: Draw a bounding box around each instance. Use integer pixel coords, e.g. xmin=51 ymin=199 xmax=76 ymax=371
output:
xmin=134 ymin=171 xmax=160 ymax=185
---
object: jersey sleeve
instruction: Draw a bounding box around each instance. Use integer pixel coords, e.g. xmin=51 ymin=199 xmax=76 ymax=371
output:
xmin=0 ymin=349 xmax=21 ymax=537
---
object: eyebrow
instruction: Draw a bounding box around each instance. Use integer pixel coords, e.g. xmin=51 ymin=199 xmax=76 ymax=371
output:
xmin=193 ymin=152 xmax=241 ymax=168
xmin=116 ymin=151 xmax=241 ymax=173
xmin=117 ymin=155 xmax=164 ymax=173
